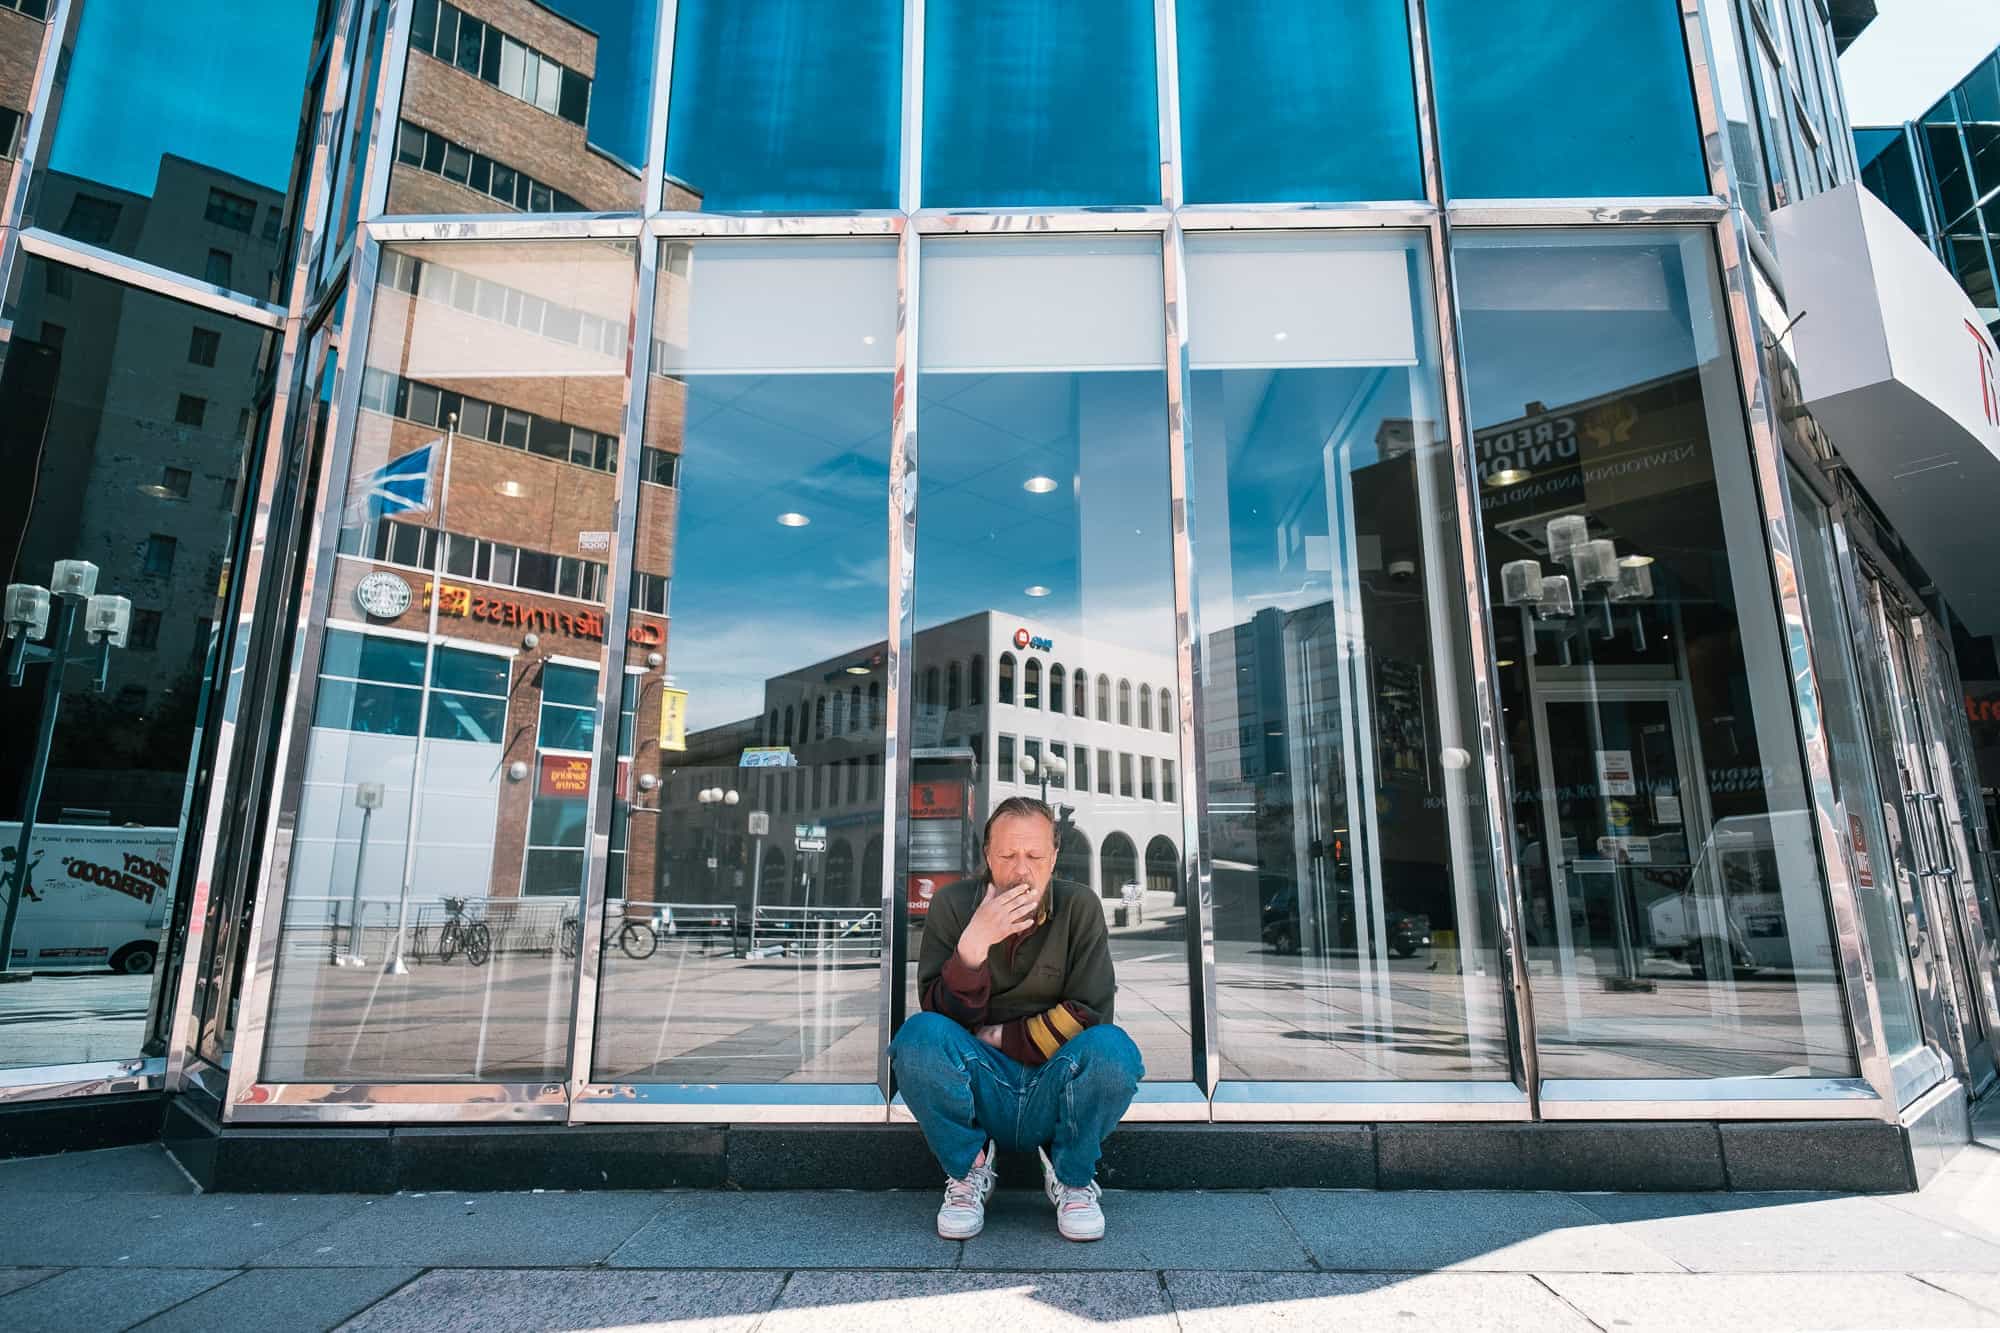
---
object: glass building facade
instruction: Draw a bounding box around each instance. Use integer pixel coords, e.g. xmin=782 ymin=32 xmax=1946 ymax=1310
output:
xmin=4 ymin=0 xmax=1997 ymax=1187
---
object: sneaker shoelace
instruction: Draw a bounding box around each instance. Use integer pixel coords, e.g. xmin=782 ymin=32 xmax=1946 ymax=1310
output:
xmin=944 ymin=1167 xmax=988 ymax=1208
xmin=1055 ymin=1179 xmax=1101 ymax=1213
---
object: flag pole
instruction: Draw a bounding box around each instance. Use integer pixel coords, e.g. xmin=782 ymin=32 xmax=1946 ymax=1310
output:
xmin=382 ymin=416 xmax=456 ymax=975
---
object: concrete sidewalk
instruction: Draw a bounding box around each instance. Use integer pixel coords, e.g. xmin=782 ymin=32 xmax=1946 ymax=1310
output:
xmin=10 ymin=1130 xmax=2000 ymax=1332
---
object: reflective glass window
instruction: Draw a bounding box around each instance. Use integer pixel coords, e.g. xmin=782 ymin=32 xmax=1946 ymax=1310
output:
xmin=592 ymin=238 xmax=897 ymax=1085
xmin=1858 ymin=129 xmax=1930 ymax=239
xmin=1923 ymin=98 xmax=1974 ymax=226
xmin=922 ymin=0 xmax=1160 ymax=208
xmin=1176 ymin=0 xmax=1420 ymax=204
xmin=1425 ymin=1 xmax=1706 ymax=199
xmin=1786 ymin=469 xmax=1926 ymax=1095
xmin=261 ymin=238 xmax=635 ymax=1082
xmin=907 ymin=234 xmax=1190 ymax=1082
xmin=663 ymin=0 xmax=902 ymax=211
xmin=1704 ymin=0 xmax=1773 ymax=239
xmin=0 ymin=258 xmax=268 ymax=1066
xmin=1188 ymin=232 xmax=1505 ymax=1081
xmin=1962 ymin=57 xmax=2000 ymax=218
xmin=1459 ymin=230 xmax=1854 ymax=1080
xmin=40 ymin=0 xmax=314 ymax=300
xmin=390 ymin=0 xmax=656 ymax=215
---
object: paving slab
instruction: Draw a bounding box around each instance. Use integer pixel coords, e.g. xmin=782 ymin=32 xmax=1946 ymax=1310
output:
xmin=336 ymin=1268 xmax=783 ymax=1333
xmin=0 ymin=1266 xmax=63 ymax=1296
xmin=1166 ymin=1270 xmax=1599 ymax=1331
xmin=0 ymin=1193 xmax=370 ymax=1267
xmin=1882 ymin=1162 xmax=2000 ymax=1244
xmin=0 ymin=1145 xmax=195 ymax=1195
xmin=1272 ymin=1189 xmax=1683 ymax=1272
xmin=1541 ymin=1272 xmax=2000 ymax=1331
xmin=956 ymin=1190 xmax=1313 ymax=1272
xmin=1914 ymin=1272 xmax=2000 ymax=1316
xmin=608 ymin=1190 xmax=960 ymax=1269
xmin=129 ymin=1267 xmax=420 ymax=1332
xmin=764 ymin=1271 xmax=1177 ymax=1330
xmin=257 ymin=1191 xmax=670 ymax=1268
xmin=0 ymin=1266 xmax=234 ymax=1333
xmin=1572 ymin=1191 xmax=2000 ymax=1273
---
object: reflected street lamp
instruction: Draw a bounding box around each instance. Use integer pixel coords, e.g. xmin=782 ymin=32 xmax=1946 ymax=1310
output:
xmin=697 ymin=786 xmax=739 ymax=898
xmin=1 ymin=560 xmax=132 ymax=980
xmin=1017 ymin=753 xmax=1075 ymax=864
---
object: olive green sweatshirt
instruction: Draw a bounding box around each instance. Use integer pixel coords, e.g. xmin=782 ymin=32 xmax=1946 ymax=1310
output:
xmin=917 ymin=875 xmax=1117 ymax=1064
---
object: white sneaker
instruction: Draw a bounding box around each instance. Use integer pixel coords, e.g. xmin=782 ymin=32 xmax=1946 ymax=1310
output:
xmin=1038 ymin=1146 xmax=1105 ymax=1242
xmin=936 ymin=1140 xmax=997 ymax=1240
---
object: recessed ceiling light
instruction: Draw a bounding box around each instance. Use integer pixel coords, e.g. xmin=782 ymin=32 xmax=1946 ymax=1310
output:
xmin=1496 ymin=659 xmax=1516 ymax=668
xmin=1273 ymin=331 xmax=1290 ymax=342
xmin=494 ymin=480 xmax=527 ymax=498
xmin=845 ymin=664 xmax=871 ymax=675
xmin=1023 ymin=476 xmax=1058 ymax=494
xmin=1619 ymin=554 xmax=1655 ymax=568
xmin=137 ymin=483 xmax=179 ymax=499
xmin=1485 ymin=468 xmax=1531 ymax=488
xmin=862 ymin=335 xmax=876 ymax=346
xmin=1024 ymin=585 xmax=1051 ymax=598
xmin=777 ymin=512 xmax=810 ymax=527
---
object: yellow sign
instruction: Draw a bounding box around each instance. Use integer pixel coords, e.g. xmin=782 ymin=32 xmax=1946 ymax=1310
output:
xmin=660 ymin=687 xmax=688 ymax=753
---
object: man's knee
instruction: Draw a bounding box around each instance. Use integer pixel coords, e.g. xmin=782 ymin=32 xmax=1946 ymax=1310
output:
xmin=1061 ymin=1023 xmax=1144 ymax=1090
xmin=891 ymin=1011 xmax=974 ymax=1089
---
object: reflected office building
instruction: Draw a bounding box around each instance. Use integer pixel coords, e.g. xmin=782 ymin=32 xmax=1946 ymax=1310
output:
xmin=10 ymin=0 xmax=2000 ymax=1198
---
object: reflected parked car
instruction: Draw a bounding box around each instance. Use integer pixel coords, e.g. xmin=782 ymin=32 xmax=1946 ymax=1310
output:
xmin=1260 ymin=878 xmax=1430 ymax=958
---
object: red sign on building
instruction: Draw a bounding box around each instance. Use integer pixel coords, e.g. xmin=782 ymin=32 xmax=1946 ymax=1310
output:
xmin=538 ymin=755 xmax=592 ymax=799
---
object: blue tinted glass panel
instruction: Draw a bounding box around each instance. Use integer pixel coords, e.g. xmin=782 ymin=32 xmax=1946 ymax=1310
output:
xmin=542 ymin=662 xmax=598 ymax=708
xmin=539 ymin=704 xmax=596 ymax=752
xmin=1427 ymin=1 xmax=1706 ymax=198
xmin=43 ymin=0 xmax=314 ymax=299
xmin=427 ymin=692 xmax=507 ymax=743
xmin=1177 ymin=0 xmax=1420 ymax=203
xmin=664 ymin=0 xmax=901 ymax=210
xmin=387 ymin=1 xmax=658 ymax=215
xmin=923 ymin=0 xmax=1159 ymax=208
xmin=432 ymin=646 xmax=510 ymax=696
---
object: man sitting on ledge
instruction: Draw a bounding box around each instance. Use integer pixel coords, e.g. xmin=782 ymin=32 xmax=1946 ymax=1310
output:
xmin=891 ymin=796 xmax=1144 ymax=1243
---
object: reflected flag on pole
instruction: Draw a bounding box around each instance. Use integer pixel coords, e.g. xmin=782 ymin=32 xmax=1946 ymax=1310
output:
xmin=343 ymin=440 xmax=439 ymax=527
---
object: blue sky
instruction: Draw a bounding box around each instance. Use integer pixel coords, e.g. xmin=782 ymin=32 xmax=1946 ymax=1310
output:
xmin=49 ymin=1 xmax=654 ymax=197
xmin=49 ymin=0 xmax=315 ymax=196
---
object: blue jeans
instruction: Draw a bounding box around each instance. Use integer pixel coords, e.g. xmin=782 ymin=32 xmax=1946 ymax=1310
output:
xmin=891 ymin=1010 xmax=1144 ymax=1188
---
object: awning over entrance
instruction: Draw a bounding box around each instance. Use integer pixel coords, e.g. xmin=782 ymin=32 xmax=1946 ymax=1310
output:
xmin=1775 ymin=183 xmax=2000 ymax=640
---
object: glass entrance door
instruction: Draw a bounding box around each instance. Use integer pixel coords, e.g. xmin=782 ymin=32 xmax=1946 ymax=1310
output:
xmin=1533 ymin=690 xmax=1705 ymax=997
xmin=1871 ymin=580 xmax=1999 ymax=1086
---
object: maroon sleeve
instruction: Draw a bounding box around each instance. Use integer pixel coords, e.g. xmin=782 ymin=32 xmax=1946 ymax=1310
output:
xmin=992 ymin=1000 xmax=1101 ymax=1066
xmin=921 ymin=950 xmax=991 ymax=1028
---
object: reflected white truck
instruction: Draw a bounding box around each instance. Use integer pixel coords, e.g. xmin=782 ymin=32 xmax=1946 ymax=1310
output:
xmin=0 ymin=823 xmax=178 ymax=974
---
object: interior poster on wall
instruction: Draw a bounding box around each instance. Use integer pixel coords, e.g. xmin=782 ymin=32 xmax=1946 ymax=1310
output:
xmin=1596 ymin=749 xmax=1637 ymax=796
xmin=1376 ymin=657 xmax=1429 ymax=786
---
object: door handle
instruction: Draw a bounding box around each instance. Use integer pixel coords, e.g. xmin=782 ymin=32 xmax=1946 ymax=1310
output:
xmin=1920 ymin=792 xmax=1959 ymax=880
xmin=1904 ymin=788 xmax=1943 ymax=879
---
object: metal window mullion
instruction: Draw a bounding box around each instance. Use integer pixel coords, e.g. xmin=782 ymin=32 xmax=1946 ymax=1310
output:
xmin=221 ymin=235 xmax=389 ymax=1114
xmin=358 ymin=0 xmax=415 ymax=224
xmin=225 ymin=0 xmax=413 ymax=1111
xmin=644 ymin=0 xmax=678 ymax=213
xmin=563 ymin=241 xmax=657 ymax=1104
xmin=162 ymin=0 xmax=368 ymax=1095
xmin=1161 ymin=219 xmax=1215 ymax=1100
xmin=0 ymin=0 xmax=74 ymax=338
xmin=880 ymin=221 xmax=919 ymax=1104
xmin=1153 ymin=0 xmax=1183 ymax=211
xmin=14 ymin=229 xmax=285 ymax=327
xmin=1409 ymin=0 xmax=1543 ymax=1110
xmin=900 ymin=0 xmax=924 ymax=213
xmin=1680 ymin=0 xmax=1896 ymax=1114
